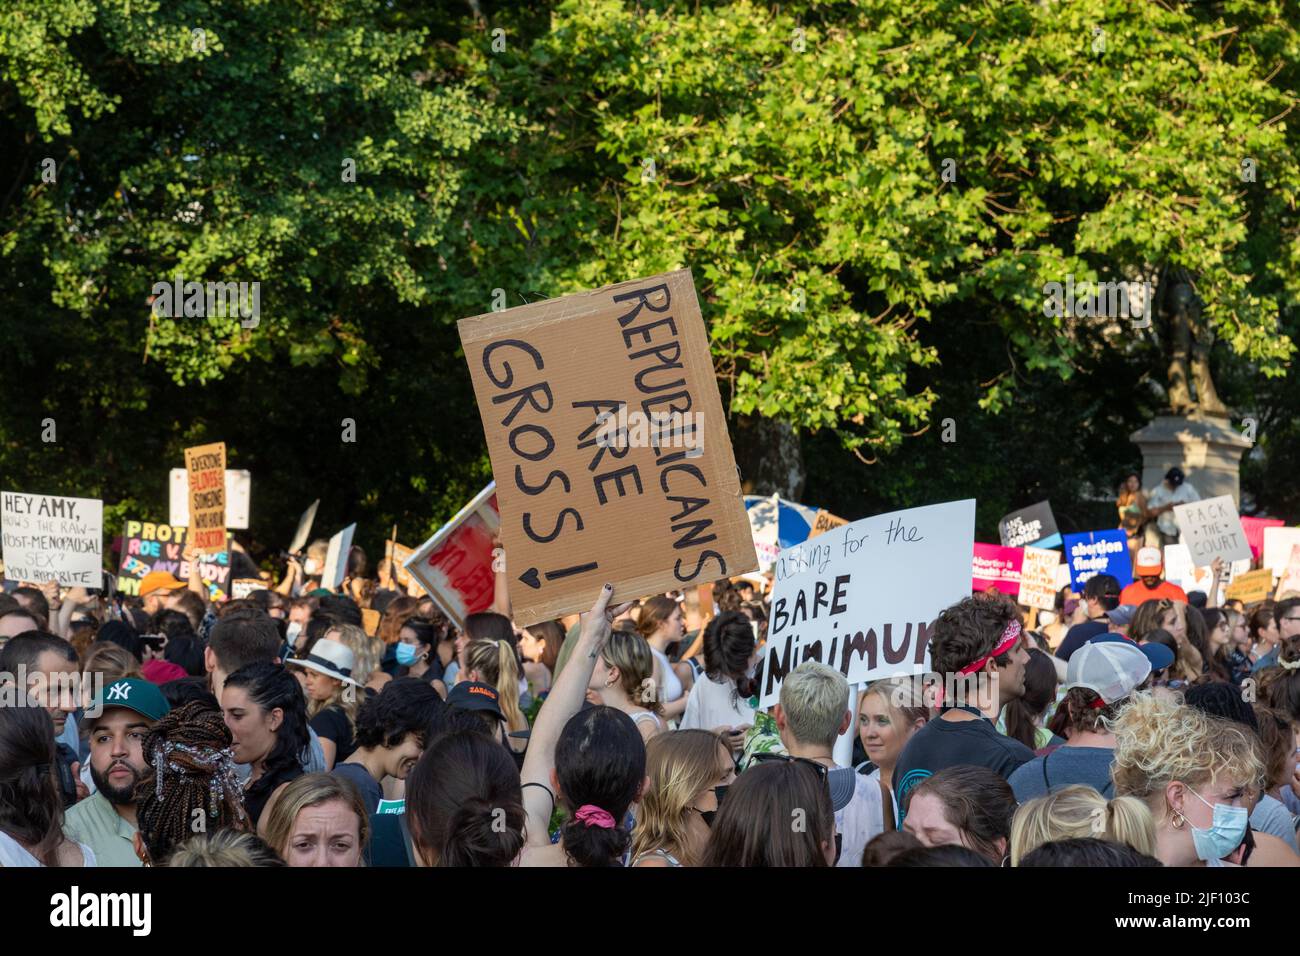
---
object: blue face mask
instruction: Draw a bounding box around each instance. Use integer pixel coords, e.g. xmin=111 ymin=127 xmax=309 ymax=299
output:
xmin=395 ymin=643 xmax=421 ymax=666
xmin=1186 ymin=788 xmax=1249 ymax=862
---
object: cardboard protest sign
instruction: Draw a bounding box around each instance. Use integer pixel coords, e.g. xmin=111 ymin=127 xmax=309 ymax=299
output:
xmin=1240 ymin=516 xmax=1284 ymax=563
xmin=1225 ymin=568 xmax=1273 ymax=604
xmin=287 ymin=499 xmax=320 ymax=554
xmin=116 ymin=521 xmax=231 ymax=601
xmin=998 ymin=501 xmax=1061 ymax=549
xmin=404 ymin=482 xmax=501 ymax=631
xmin=169 ymin=469 xmax=251 ymax=529
xmin=458 ymin=270 xmax=756 ymax=623
xmin=808 ymin=510 xmax=848 ymax=539
xmin=184 ymin=442 xmax=227 ymax=555
xmin=758 ymin=499 xmax=976 ymax=709
xmin=384 ymin=540 xmax=414 ymax=588
xmin=1062 ymin=529 xmax=1133 ymax=590
xmin=1173 ymin=495 xmax=1251 ymax=567
xmin=1162 ymin=544 xmax=1215 ymax=597
xmin=971 ymin=543 xmax=1023 ymax=595
xmin=1263 ymin=526 xmax=1300 ymax=575
xmin=1018 ymin=547 xmax=1061 ymax=611
xmin=320 ymin=523 xmax=356 ymax=591
xmin=1 ymin=492 xmax=103 ymax=587
xmin=230 ymin=578 xmax=268 ymax=600
xmin=1275 ymin=546 xmax=1300 ymax=599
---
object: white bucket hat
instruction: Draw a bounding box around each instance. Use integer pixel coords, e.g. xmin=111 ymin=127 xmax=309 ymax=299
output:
xmin=287 ymin=638 xmax=361 ymax=687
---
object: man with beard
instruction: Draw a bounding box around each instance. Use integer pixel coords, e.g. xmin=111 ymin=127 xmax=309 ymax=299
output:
xmin=63 ymin=678 xmax=171 ymax=866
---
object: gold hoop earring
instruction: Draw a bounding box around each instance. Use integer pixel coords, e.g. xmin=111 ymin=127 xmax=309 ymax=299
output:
xmin=1172 ymin=812 xmax=1185 ymax=830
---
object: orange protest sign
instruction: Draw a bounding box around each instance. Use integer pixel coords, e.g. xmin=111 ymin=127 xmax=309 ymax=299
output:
xmin=807 ymin=510 xmax=848 ymax=538
xmin=184 ymin=442 xmax=227 ymax=555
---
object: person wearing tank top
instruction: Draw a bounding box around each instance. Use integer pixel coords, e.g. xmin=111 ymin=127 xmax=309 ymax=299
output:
xmin=638 ymin=598 xmax=694 ymax=724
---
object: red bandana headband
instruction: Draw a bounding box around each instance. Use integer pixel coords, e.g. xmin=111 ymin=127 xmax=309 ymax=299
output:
xmin=958 ymin=619 xmax=1023 ymax=675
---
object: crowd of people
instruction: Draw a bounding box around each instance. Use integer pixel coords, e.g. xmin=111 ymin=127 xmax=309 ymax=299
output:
xmin=0 ymin=495 xmax=1297 ymax=869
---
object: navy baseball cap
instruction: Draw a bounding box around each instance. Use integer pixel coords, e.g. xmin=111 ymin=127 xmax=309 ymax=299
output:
xmin=1089 ymin=633 xmax=1174 ymax=673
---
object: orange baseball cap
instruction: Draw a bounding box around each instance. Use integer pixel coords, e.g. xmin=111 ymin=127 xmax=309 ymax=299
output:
xmin=139 ymin=570 xmax=186 ymax=597
xmin=1134 ymin=547 xmax=1163 ymax=577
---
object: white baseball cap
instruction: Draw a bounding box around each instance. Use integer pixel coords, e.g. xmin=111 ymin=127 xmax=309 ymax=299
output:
xmin=1062 ymin=640 xmax=1151 ymax=704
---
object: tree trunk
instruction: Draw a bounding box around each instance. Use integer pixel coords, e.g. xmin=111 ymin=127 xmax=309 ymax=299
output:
xmin=732 ymin=415 xmax=806 ymax=500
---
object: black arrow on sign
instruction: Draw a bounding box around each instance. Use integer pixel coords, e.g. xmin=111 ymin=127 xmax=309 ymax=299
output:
xmin=518 ymin=562 xmax=599 ymax=590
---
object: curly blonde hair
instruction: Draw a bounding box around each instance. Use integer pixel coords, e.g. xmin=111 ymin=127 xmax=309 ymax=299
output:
xmin=1110 ymin=693 xmax=1264 ymax=821
xmin=1010 ymin=785 xmax=1156 ymax=865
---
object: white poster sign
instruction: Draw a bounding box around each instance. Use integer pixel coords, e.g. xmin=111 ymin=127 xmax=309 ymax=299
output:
xmin=1 ymin=491 xmax=103 ymax=587
xmin=169 ymin=468 xmax=251 ymax=530
xmin=1172 ymin=495 xmax=1251 ymax=567
xmin=758 ymin=499 xmax=976 ymax=708
xmin=321 ymin=523 xmax=356 ymax=591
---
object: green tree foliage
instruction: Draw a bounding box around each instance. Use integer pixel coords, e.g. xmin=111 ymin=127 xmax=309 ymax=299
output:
xmin=2 ymin=0 xmax=1297 ymax=560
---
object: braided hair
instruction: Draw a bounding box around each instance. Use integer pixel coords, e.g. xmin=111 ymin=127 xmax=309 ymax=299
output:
xmin=134 ymin=700 xmax=250 ymax=865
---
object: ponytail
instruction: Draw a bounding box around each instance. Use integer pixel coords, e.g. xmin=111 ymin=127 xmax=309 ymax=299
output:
xmin=440 ymin=794 xmax=527 ymax=867
xmin=554 ymin=707 xmax=646 ymax=867
xmin=406 ymin=731 xmax=525 ymax=867
xmin=495 ymin=640 xmax=526 ymax=733
xmin=465 ymin=639 xmax=526 ymax=734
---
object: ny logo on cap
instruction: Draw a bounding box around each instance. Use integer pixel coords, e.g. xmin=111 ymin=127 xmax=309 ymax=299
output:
xmin=107 ymin=683 xmax=131 ymax=702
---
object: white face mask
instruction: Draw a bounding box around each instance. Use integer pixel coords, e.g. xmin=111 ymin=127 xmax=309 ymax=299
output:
xmin=285 ymin=621 xmax=303 ymax=645
xmin=1038 ymin=611 xmax=1057 ymax=627
xmin=304 ymin=558 xmax=320 ymax=576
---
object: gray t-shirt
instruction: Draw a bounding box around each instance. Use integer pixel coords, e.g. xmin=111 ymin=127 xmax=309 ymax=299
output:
xmin=1250 ymin=794 xmax=1299 ymax=854
xmin=1009 ymin=747 xmax=1116 ymax=803
xmin=331 ymin=762 xmax=383 ymax=816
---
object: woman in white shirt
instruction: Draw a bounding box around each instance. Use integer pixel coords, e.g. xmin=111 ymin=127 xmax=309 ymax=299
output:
xmin=680 ymin=611 xmax=760 ymax=753
xmin=636 ymin=596 xmax=694 ymax=724
xmin=0 ymin=705 xmax=95 ymax=867
xmin=854 ymin=678 xmax=931 ymax=830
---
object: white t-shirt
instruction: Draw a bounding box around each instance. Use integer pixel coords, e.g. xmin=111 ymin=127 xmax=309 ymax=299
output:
xmin=1147 ymin=482 xmax=1200 ymax=536
xmin=836 ymin=771 xmax=885 ymax=868
xmin=0 ymin=830 xmax=96 ymax=867
xmin=680 ymin=674 xmax=756 ymax=732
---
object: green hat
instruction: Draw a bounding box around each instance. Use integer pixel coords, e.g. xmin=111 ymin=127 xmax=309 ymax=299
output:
xmin=87 ymin=678 xmax=171 ymax=724
xmin=308 ymin=587 xmax=334 ymax=598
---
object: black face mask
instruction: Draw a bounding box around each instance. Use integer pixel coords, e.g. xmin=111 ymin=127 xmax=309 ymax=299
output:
xmin=697 ymin=784 xmax=730 ymax=828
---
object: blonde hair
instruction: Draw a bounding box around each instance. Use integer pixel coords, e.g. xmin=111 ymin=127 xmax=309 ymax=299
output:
xmin=82 ymin=641 xmax=142 ymax=683
xmin=781 ymin=662 xmax=849 ymax=748
xmin=631 ymin=730 xmax=728 ymax=867
xmin=167 ymin=829 xmax=285 ymax=867
xmin=327 ymin=623 xmax=383 ymax=687
xmin=1010 ymin=785 xmax=1156 ymax=865
xmin=1110 ymin=693 xmax=1265 ymax=822
xmin=263 ymin=773 xmax=369 ymax=861
xmin=464 ymin=639 xmax=527 ymax=734
xmin=601 ymin=631 xmax=663 ymax=718
xmin=304 ymin=638 xmax=364 ymax=731
xmin=860 ymin=676 xmax=932 ymax=726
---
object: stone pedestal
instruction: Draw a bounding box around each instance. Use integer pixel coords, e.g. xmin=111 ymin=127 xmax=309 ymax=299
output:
xmin=1130 ymin=414 xmax=1251 ymax=506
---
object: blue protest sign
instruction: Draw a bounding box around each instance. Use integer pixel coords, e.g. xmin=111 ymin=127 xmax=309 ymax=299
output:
xmin=1062 ymin=529 xmax=1133 ymax=590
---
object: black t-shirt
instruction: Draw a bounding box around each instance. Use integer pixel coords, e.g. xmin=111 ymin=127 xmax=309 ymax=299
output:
xmin=1055 ymin=621 xmax=1109 ymax=662
xmin=892 ymin=715 xmax=1035 ymax=822
xmin=311 ymin=705 xmax=356 ymax=764
xmin=244 ymin=762 xmax=304 ymax=829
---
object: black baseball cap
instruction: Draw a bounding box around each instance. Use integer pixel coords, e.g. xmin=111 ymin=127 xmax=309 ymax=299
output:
xmin=446 ymin=681 xmax=505 ymax=721
xmin=1164 ymin=466 xmax=1185 ymax=486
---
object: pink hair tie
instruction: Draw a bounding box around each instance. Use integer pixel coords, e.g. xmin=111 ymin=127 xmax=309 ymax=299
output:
xmin=574 ymin=805 xmax=616 ymax=829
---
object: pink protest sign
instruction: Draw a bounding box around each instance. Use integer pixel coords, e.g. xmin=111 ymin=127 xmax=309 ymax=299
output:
xmin=972 ymin=542 xmax=1024 ymax=596
xmin=1241 ymin=516 xmax=1284 ymax=563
